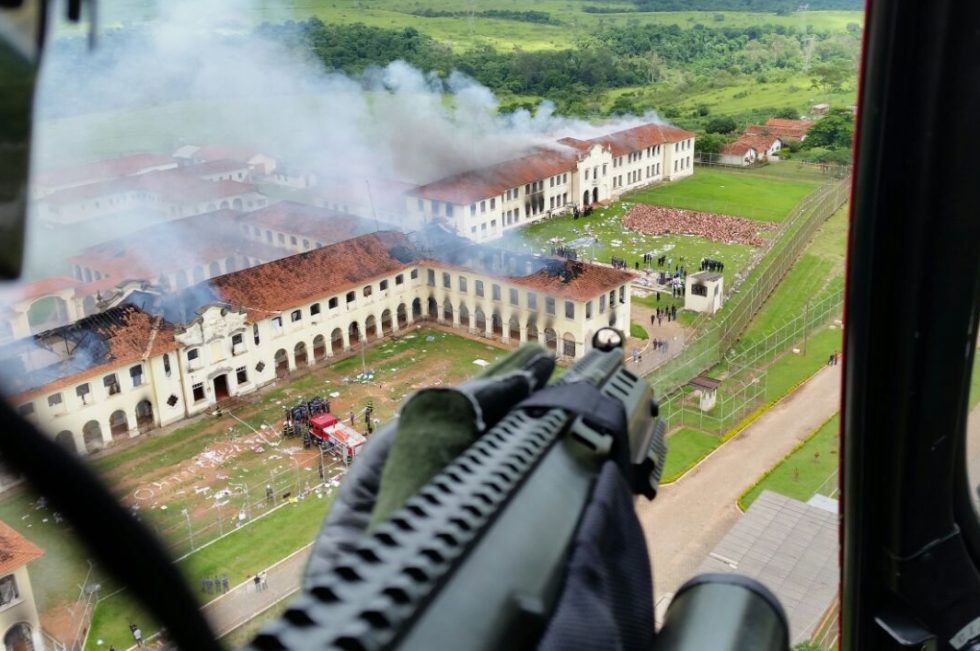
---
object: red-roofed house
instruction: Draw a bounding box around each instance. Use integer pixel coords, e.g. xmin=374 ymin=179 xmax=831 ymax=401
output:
xmin=719 ymin=141 xmax=760 ymax=167
xmin=0 ymin=520 xmax=44 ymax=650
xmin=186 ymin=145 xmax=278 ymax=175
xmin=407 ymin=122 xmax=695 ymax=242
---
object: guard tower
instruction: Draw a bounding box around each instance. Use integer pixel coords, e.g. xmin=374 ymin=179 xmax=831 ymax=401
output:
xmin=688 ymin=376 xmax=721 ymax=412
xmin=685 ymin=271 xmax=724 ymax=314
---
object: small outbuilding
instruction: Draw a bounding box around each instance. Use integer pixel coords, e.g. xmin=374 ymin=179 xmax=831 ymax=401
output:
xmin=688 ymin=375 xmax=721 ymax=411
xmin=685 ymin=271 xmax=724 ymax=314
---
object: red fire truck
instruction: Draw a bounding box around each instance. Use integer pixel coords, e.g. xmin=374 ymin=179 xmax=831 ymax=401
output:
xmin=308 ymin=413 xmax=366 ymax=462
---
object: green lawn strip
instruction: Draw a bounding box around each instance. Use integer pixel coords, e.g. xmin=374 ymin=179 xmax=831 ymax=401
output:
xmin=737 ymin=255 xmax=835 ymax=347
xmin=627 ymin=167 xmax=819 ymax=222
xmin=661 ymin=428 xmax=718 ymax=483
xmin=739 ymin=414 xmax=840 ymax=511
xmin=764 ymin=328 xmax=841 ymax=402
xmin=970 ymin=351 xmax=980 ymax=410
xmin=630 ymin=322 xmax=649 ymax=340
xmin=85 ymin=492 xmax=333 ymax=650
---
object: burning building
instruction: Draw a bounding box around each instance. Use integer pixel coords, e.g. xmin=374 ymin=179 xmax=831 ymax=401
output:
xmin=406 ymin=122 xmax=696 ymax=242
xmin=0 ymin=230 xmax=634 ymax=460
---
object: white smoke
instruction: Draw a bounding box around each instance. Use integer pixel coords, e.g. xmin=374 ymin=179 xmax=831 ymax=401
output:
xmin=32 ymin=0 xmax=661 ymax=185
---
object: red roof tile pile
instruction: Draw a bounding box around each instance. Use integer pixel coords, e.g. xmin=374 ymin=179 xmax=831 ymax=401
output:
xmin=623 ymin=204 xmax=774 ymax=247
xmin=210 ymin=231 xmax=414 ymax=316
xmin=0 ymin=521 xmax=43 ymax=574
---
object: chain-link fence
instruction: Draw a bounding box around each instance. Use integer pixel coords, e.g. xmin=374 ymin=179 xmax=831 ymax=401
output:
xmin=645 ymin=176 xmax=850 ymax=397
xmin=137 ymin=450 xmax=349 ymax=559
xmin=695 ymin=153 xmax=852 ymax=180
xmin=658 ymin=373 xmax=768 ymax=436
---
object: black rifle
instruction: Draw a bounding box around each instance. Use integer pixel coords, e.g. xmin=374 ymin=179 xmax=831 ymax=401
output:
xmin=245 ymin=328 xmax=789 ymax=651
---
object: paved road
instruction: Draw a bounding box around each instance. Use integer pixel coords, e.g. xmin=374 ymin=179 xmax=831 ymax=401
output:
xmin=636 ymin=364 xmax=843 ymax=614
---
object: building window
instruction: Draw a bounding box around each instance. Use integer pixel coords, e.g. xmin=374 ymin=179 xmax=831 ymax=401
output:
xmin=380 ymin=280 xmax=388 ymax=291
xmin=565 ymin=301 xmax=575 ymax=319
xmin=291 ymin=309 xmax=302 ymax=322
xmin=17 ymin=403 xmax=33 ymax=417
xmin=272 ymin=316 xmax=283 ymax=332
xmin=417 ymin=198 xmax=423 ymax=211
xmin=490 ymin=198 xmax=495 ymax=209
xmin=303 ymin=239 xmax=310 ymax=249
xmin=546 ymin=297 xmax=556 ymax=315
xmin=236 ymin=366 xmax=248 ymax=384
xmin=509 ymin=288 xmax=519 ymax=306
xmin=290 ymin=236 xmax=298 ymax=245
xmin=164 ymin=353 xmax=172 ymax=375
xmin=459 ymin=276 xmax=468 ymax=293
xmin=76 ymin=383 xmax=90 ymax=404
xmin=363 ymin=285 xmax=373 ymax=297
xmin=446 ymin=204 xmax=454 ymax=217
xmin=427 ymin=270 xmax=436 ymax=287
xmin=104 ymin=373 xmax=121 ymax=396
xmin=586 ymin=301 xmax=593 ymax=319
xmin=619 ymin=286 xmax=626 ymax=302
xmin=599 ymin=295 xmax=606 ymax=313
xmin=0 ymin=575 xmax=19 ymax=607
xmin=47 ymin=393 xmax=62 ymax=408
xmin=187 ymin=349 xmax=200 ymax=363
xmin=475 ymin=280 xmax=484 ymax=297
xmin=192 ymin=383 xmax=205 ymax=402
xmin=527 ymin=292 xmax=537 ymax=310
xmin=328 ymin=297 xmax=338 ymax=309
xmin=431 ymin=200 xmax=440 ymax=215
xmin=411 ymin=269 xmax=419 ymax=280
xmin=396 ymin=274 xmax=404 ymax=285
xmin=346 ymin=291 xmax=356 ymax=303
xmin=492 ymin=284 xmax=501 ymax=301
xmin=481 ymin=200 xmax=486 ymax=213
xmin=442 ymin=272 xmax=451 ymax=289
xmin=130 ymin=364 xmax=144 ymax=387
xmin=278 ymin=233 xmax=285 ymax=244
xmin=470 ymin=203 xmax=476 ymax=216
xmin=311 ymin=303 xmax=321 ymax=316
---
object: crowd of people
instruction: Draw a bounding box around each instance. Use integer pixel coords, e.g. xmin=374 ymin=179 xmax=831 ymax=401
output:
xmin=650 ymin=306 xmax=678 ymax=326
xmin=623 ymin=204 xmax=772 ymax=247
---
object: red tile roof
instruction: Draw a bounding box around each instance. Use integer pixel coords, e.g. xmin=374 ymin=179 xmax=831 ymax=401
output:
xmin=6 ymin=306 xmax=179 ymax=401
xmin=746 ymin=119 xmax=813 ymax=141
xmin=34 ymin=154 xmax=177 ymax=189
xmin=237 ymin=202 xmax=378 ymax=243
xmin=721 ymin=141 xmax=757 ymax=156
xmin=0 ymin=276 xmax=83 ymax=305
xmin=180 ymin=160 xmax=252 ymax=177
xmin=507 ymin=260 xmax=635 ymax=301
xmin=587 ymin=123 xmax=695 ymax=157
xmin=411 ymin=122 xmax=695 ymax=204
xmin=193 ymin=145 xmax=264 ymax=165
xmin=411 ymin=147 xmax=578 ymax=204
xmin=209 ymin=231 xmax=415 ymax=316
xmin=0 ymin=521 xmax=43 ymax=575
xmin=67 ymin=210 xmax=278 ymax=281
xmin=43 ymin=170 xmax=258 ymax=207
xmin=736 ymin=134 xmax=781 ymax=153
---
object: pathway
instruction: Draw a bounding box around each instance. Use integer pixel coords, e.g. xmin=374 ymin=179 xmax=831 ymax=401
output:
xmin=635 ymin=364 xmax=842 ymax=617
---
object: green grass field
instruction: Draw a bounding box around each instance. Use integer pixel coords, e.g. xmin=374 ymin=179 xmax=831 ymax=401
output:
xmin=730 ymin=203 xmax=847 ymax=354
xmin=662 ymin=427 xmax=718 ymax=482
xmin=739 ymin=414 xmax=839 ymax=510
xmin=628 ymin=167 xmax=820 ymax=222
xmin=764 ymin=327 xmax=841 ymax=401
xmin=85 ymin=491 xmax=334 ymax=651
